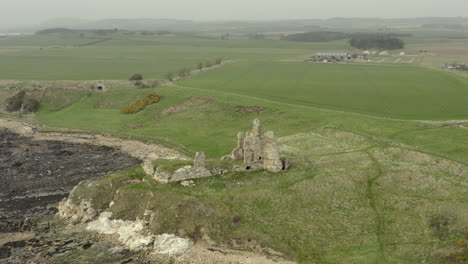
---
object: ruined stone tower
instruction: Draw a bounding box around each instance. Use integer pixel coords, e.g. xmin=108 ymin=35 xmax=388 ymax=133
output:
xmin=226 ymin=119 xmax=285 ymax=172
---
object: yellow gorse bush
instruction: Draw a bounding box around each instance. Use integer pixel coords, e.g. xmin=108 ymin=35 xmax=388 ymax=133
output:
xmin=121 ymin=93 xmax=161 ymax=114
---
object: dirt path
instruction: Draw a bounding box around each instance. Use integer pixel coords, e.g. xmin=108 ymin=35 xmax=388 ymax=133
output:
xmin=170 ymin=242 xmax=296 ymax=264
xmin=0 ymin=118 xmax=189 ymax=161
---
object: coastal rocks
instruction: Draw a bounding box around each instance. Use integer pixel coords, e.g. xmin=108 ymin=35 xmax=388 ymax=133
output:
xmin=87 ymin=212 xmax=193 ymax=255
xmin=153 ymin=234 xmax=194 ymax=256
xmin=0 ymin=130 xmax=139 ymax=232
xmin=57 ymin=197 xmax=97 ymax=224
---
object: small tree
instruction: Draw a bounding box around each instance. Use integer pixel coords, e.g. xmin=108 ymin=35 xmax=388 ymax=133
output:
xmin=197 ymin=62 xmax=204 ymax=70
xmin=129 ymin=73 xmax=143 ymax=81
xmin=166 ymin=72 xmax=174 ymax=82
xmin=215 ymin=57 xmax=223 ymax=65
xmin=178 ymin=68 xmax=190 ymax=77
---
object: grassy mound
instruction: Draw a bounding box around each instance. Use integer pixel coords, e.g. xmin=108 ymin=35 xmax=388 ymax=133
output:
xmin=66 ymin=128 xmax=468 ymax=263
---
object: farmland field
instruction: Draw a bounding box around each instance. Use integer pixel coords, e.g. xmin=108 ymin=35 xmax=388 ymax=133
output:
xmin=0 ymin=35 xmax=348 ymax=80
xmin=1 ymin=32 xmax=468 ymax=264
xmin=181 ymin=61 xmax=468 ymax=120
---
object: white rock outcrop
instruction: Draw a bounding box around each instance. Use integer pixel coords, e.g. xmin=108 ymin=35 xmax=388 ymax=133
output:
xmin=57 ymin=185 xmax=97 ymax=224
xmin=87 ymin=212 xmax=193 ymax=255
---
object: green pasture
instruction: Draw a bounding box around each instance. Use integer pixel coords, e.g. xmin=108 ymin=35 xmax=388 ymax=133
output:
xmin=1 ymin=33 xmax=468 ymax=263
xmin=35 ymin=85 xmax=468 ymax=164
xmin=0 ymin=35 xmax=348 ymax=80
xmin=62 ymin=124 xmax=468 ymax=264
xmin=181 ymin=62 xmax=468 ymax=120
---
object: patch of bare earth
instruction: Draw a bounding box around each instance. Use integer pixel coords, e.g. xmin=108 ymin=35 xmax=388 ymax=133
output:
xmin=156 ymin=98 xmax=213 ymax=119
xmin=0 ymin=118 xmax=188 ymax=161
xmin=150 ymin=242 xmax=296 ymax=264
xmin=234 ymin=105 xmax=265 ymax=114
xmin=419 ymin=120 xmax=468 ymax=130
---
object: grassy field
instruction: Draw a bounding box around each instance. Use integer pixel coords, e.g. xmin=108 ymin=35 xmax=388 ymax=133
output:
xmin=63 ymin=126 xmax=468 ymax=263
xmin=0 ymin=35 xmax=348 ymax=80
xmin=1 ymin=33 xmax=468 ymax=263
xmin=34 ymin=84 xmax=468 ymax=163
xmin=181 ymin=61 xmax=468 ymax=120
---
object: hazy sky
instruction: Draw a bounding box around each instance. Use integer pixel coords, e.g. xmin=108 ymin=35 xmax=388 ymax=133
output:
xmin=2 ymin=0 xmax=468 ymax=27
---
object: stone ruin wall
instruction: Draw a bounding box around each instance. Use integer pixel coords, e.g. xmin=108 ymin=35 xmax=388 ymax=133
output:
xmin=144 ymin=119 xmax=290 ymax=183
xmin=226 ymin=119 xmax=285 ymax=173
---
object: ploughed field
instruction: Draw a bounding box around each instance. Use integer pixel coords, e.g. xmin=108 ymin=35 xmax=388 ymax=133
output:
xmin=0 ymin=131 xmax=139 ymax=232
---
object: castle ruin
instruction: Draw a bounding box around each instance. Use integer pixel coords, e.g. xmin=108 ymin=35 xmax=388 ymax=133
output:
xmin=144 ymin=119 xmax=289 ymax=183
xmin=224 ymin=119 xmax=286 ymax=172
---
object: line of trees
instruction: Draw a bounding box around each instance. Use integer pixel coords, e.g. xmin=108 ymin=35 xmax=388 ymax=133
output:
xmin=166 ymin=58 xmax=223 ymax=82
xmin=282 ymin=31 xmax=407 ymax=50
xmin=349 ymin=34 xmax=405 ymax=50
xmin=282 ymin=31 xmax=347 ymax=42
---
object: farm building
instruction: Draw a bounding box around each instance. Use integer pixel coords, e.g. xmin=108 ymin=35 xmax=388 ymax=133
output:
xmin=444 ymin=63 xmax=468 ymax=70
xmin=311 ymin=51 xmax=367 ymax=62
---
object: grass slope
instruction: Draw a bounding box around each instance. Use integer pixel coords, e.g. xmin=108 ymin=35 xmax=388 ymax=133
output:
xmin=35 ymin=85 xmax=468 ymax=164
xmin=65 ymin=128 xmax=468 ymax=263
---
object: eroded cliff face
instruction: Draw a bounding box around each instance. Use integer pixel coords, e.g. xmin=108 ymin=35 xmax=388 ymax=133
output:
xmin=56 ymin=173 xmax=231 ymax=258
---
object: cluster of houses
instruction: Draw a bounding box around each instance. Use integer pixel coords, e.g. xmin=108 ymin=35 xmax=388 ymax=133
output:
xmin=308 ymin=50 xmax=405 ymax=63
xmin=443 ymin=63 xmax=468 ymax=71
xmin=308 ymin=51 xmax=368 ymax=62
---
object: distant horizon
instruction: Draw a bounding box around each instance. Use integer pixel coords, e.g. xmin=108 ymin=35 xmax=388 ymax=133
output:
xmin=2 ymin=15 xmax=468 ymax=31
xmin=2 ymin=0 xmax=468 ymax=28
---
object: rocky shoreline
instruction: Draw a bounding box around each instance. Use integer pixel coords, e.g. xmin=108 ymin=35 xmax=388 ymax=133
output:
xmin=0 ymin=130 xmax=140 ymax=232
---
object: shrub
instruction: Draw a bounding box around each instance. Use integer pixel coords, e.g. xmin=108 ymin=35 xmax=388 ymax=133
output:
xmin=197 ymin=62 xmax=204 ymax=70
xmin=121 ymin=93 xmax=160 ymax=114
xmin=215 ymin=58 xmax=223 ymax=65
xmin=129 ymin=73 xmax=143 ymax=81
xmin=22 ymin=97 xmax=40 ymax=113
xmin=166 ymin=72 xmax=174 ymax=82
xmin=4 ymin=91 xmax=26 ymax=112
xmin=178 ymin=68 xmax=190 ymax=78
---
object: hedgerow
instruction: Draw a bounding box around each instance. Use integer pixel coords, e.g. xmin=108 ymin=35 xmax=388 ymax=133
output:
xmin=121 ymin=93 xmax=160 ymax=114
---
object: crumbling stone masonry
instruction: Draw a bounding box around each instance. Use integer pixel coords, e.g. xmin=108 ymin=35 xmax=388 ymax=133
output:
xmin=143 ymin=119 xmax=289 ymax=183
xmin=224 ymin=119 xmax=286 ymax=172
xmin=145 ymin=152 xmax=224 ymax=183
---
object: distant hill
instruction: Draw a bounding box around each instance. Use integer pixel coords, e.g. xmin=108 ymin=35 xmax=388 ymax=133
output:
xmin=38 ymin=18 xmax=323 ymax=34
xmin=4 ymin=16 xmax=466 ymax=36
